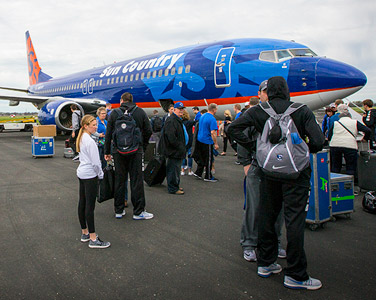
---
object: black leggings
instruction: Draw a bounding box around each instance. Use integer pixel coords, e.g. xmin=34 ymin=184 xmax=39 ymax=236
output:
xmin=78 ymin=177 xmax=98 ymax=233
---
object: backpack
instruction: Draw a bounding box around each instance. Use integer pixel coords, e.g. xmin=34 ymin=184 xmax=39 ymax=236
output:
xmin=256 ymin=102 xmax=310 ymax=179
xmin=113 ymin=106 xmax=141 ymax=156
xmin=73 ymin=111 xmax=82 ymax=129
xmin=152 ymin=116 xmax=163 ymax=132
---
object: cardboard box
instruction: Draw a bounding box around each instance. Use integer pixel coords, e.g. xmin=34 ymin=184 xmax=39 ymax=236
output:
xmin=33 ymin=125 xmax=57 ymax=137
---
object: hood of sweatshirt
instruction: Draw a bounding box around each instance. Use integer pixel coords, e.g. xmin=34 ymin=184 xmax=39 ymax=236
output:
xmin=267 ymin=76 xmax=290 ymax=101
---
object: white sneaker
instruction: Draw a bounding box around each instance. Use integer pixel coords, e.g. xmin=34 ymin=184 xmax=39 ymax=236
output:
xmin=181 ymin=171 xmax=185 ymax=176
xmin=184 ymin=165 xmax=188 ymax=170
xmin=188 ymin=171 xmax=194 ymax=176
xmin=243 ymin=249 xmax=257 ymax=262
xmin=115 ymin=210 xmax=126 ymax=219
xmin=133 ymin=211 xmax=154 ymax=220
xmin=284 ymin=276 xmax=322 ymax=290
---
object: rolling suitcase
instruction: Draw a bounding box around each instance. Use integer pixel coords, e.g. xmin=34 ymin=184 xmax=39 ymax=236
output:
xmin=357 ymin=152 xmax=376 ymax=191
xmin=144 ymin=156 xmax=166 ymax=186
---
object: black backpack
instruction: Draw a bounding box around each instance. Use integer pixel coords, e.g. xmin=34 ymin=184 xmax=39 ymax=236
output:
xmin=152 ymin=116 xmax=163 ymax=132
xmin=113 ymin=106 xmax=141 ymax=156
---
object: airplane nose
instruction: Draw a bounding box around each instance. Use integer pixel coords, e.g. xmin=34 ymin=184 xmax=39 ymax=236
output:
xmin=316 ymin=58 xmax=367 ymax=91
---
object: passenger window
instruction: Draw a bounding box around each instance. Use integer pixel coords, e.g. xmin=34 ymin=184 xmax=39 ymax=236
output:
xmin=259 ymin=51 xmax=276 ymax=62
xmin=120 ymin=76 xmax=123 ymax=83
xmin=116 ymin=77 xmax=119 ymax=84
xmin=153 ymin=70 xmax=157 ymax=78
xmin=141 ymin=72 xmax=145 ymax=80
xmin=165 ymin=69 xmax=169 ymax=76
xmin=158 ymin=69 xmax=163 ymax=77
xmin=107 ymin=79 xmax=110 ymax=85
xmin=130 ymin=74 xmax=134 ymax=81
xmin=111 ymin=78 xmax=115 ymax=84
xmin=147 ymin=71 xmax=151 ymax=79
xmin=100 ymin=80 xmax=102 ymax=86
xmin=185 ymin=65 xmax=191 ymax=73
xmin=135 ymin=73 xmax=139 ymax=81
xmin=178 ymin=66 xmax=183 ymax=74
xmin=171 ymin=67 xmax=176 ymax=75
xmin=124 ymin=75 xmax=128 ymax=82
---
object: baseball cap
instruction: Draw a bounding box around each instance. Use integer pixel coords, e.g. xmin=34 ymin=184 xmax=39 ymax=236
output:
xmin=174 ymin=102 xmax=185 ymax=109
xmin=259 ymin=80 xmax=268 ymax=91
xmin=244 ymin=102 xmax=250 ymax=106
xmin=329 ymin=103 xmax=336 ymax=108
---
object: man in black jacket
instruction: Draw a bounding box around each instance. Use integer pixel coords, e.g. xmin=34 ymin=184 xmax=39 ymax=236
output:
xmin=227 ymin=77 xmax=325 ymax=290
xmin=104 ymin=92 xmax=153 ymax=220
xmin=160 ymin=102 xmax=187 ymax=195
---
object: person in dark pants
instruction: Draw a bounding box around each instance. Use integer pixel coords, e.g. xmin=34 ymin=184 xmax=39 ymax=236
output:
xmin=76 ymin=115 xmax=110 ymax=248
xmin=160 ymin=102 xmax=187 ymax=195
xmin=193 ymin=103 xmax=219 ymax=182
xmin=227 ymin=76 xmax=325 ymax=290
xmin=362 ymin=99 xmax=376 ymax=150
xmin=104 ymin=92 xmax=153 ymax=220
xmin=328 ymin=104 xmax=371 ymax=175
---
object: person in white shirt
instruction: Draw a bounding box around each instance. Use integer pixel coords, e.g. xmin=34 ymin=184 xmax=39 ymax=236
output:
xmin=76 ymin=115 xmax=110 ymax=249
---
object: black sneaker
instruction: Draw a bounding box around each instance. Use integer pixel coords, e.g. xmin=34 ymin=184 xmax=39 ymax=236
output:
xmin=204 ymin=177 xmax=218 ymax=182
xmin=192 ymin=172 xmax=202 ymax=180
xmin=88 ymin=238 xmax=111 ymax=249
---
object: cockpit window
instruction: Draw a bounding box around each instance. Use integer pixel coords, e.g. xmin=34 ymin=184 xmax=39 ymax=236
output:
xmin=276 ymin=50 xmax=293 ymax=62
xmin=259 ymin=48 xmax=317 ymax=63
xmin=259 ymin=51 xmax=276 ymax=62
xmin=289 ymin=48 xmax=317 ymax=57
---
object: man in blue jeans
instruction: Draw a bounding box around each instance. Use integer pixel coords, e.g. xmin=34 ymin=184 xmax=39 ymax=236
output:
xmin=160 ymin=102 xmax=188 ymax=195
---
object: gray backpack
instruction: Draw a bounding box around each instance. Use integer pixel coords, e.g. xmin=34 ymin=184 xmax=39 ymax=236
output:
xmin=256 ymin=102 xmax=310 ymax=179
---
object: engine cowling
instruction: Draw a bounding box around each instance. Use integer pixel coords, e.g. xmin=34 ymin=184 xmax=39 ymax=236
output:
xmin=38 ymin=100 xmax=84 ymax=131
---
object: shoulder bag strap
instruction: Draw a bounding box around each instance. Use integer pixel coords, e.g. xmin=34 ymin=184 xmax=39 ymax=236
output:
xmin=337 ymin=121 xmax=356 ymax=139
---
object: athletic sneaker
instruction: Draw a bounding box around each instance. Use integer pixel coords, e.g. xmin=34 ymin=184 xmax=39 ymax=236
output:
xmin=188 ymin=171 xmax=194 ymax=176
xmin=72 ymin=155 xmax=79 ymax=161
xmin=81 ymin=233 xmax=97 ymax=242
xmin=133 ymin=210 xmax=154 ymax=220
xmin=192 ymin=172 xmax=202 ymax=180
xmin=181 ymin=171 xmax=185 ymax=176
xmin=284 ymin=276 xmax=322 ymax=290
xmin=278 ymin=248 xmax=287 ymax=259
xmin=204 ymin=177 xmax=218 ymax=182
xmin=88 ymin=237 xmax=111 ymax=249
xmin=81 ymin=233 xmax=90 ymax=242
xmin=115 ymin=209 xmax=126 ymax=219
xmin=243 ymin=249 xmax=257 ymax=262
xmin=257 ymin=263 xmax=282 ymax=278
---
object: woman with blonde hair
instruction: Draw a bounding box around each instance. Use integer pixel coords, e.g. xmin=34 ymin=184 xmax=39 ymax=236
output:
xmin=220 ymin=110 xmax=233 ymax=156
xmin=76 ymin=115 xmax=110 ymax=249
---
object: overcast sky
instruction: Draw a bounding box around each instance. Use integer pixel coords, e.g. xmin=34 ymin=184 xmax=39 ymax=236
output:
xmin=0 ymin=0 xmax=375 ymax=112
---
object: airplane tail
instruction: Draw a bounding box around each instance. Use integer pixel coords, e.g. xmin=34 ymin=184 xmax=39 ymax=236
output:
xmin=25 ymin=31 xmax=52 ymax=85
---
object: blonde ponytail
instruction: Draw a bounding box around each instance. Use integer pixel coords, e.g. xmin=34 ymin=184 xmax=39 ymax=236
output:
xmin=75 ymin=114 xmax=96 ymax=152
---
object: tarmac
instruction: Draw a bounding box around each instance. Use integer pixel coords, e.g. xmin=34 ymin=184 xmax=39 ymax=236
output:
xmin=0 ymin=131 xmax=375 ymax=300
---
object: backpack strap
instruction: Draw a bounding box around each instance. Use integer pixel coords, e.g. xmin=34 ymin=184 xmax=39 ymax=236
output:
xmin=259 ymin=101 xmax=278 ymax=118
xmin=284 ymin=102 xmax=305 ymax=116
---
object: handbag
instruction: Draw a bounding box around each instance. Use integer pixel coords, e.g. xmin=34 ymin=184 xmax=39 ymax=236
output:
xmin=97 ymin=164 xmax=115 ymax=203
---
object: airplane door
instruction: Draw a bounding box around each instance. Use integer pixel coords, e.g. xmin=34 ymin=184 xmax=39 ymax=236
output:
xmin=82 ymin=79 xmax=88 ymax=95
xmin=88 ymin=78 xmax=94 ymax=94
xmin=214 ymin=47 xmax=235 ymax=88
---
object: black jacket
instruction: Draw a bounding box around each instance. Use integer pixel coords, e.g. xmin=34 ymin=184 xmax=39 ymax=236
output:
xmin=160 ymin=113 xmax=186 ymax=159
xmin=183 ymin=119 xmax=195 ymax=150
xmin=227 ymin=76 xmax=325 ymax=155
xmin=104 ymin=102 xmax=152 ymax=155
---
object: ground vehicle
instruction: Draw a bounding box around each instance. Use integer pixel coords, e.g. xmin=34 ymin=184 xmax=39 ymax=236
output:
xmin=0 ymin=117 xmax=36 ymax=132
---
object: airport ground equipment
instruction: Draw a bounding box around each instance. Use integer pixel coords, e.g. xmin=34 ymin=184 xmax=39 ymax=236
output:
xmin=357 ymin=151 xmax=376 ymax=191
xmin=31 ymin=136 xmax=54 ymax=158
xmin=306 ymin=150 xmax=332 ymax=230
xmin=0 ymin=117 xmax=36 ymax=132
xmin=330 ymin=173 xmax=354 ymax=218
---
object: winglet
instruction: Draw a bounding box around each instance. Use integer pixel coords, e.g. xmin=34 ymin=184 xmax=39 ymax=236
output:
xmin=25 ymin=31 xmax=52 ymax=85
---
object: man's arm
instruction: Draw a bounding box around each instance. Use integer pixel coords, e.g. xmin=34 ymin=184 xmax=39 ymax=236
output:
xmin=227 ymin=110 xmax=256 ymax=149
xmin=303 ymin=108 xmax=325 ymax=153
xmin=104 ymin=109 xmax=117 ymax=157
xmin=211 ymin=130 xmax=219 ymax=150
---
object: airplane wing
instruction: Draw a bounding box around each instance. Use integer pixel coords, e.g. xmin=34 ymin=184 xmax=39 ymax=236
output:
xmin=0 ymin=94 xmax=48 ymax=104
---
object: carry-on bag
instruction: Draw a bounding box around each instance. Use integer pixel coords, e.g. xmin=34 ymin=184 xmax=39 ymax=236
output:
xmin=98 ymin=164 xmax=115 ymax=203
xmin=144 ymin=156 xmax=166 ymax=186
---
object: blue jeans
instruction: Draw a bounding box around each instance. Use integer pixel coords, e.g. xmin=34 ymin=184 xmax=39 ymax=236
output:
xmin=166 ymin=157 xmax=183 ymax=193
xmin=182 ymin=148 xmax=193 ymax=169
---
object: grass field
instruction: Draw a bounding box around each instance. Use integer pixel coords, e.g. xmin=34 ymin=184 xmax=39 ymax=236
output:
xmin=0 ymin=115 xmax=38 ymax=122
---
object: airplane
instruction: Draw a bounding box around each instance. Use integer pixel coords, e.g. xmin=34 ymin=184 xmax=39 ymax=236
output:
xmin=0 ymin=31 xmax=367 ymax=132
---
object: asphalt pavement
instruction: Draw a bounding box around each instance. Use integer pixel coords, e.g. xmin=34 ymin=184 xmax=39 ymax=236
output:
xmin=0 ymin=131 xmax=375 ymax=300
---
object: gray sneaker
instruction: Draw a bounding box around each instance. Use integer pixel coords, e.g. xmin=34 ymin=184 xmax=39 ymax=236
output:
xmin=278 ymin=248 xmax=287 ymax=259
xmin=115 ymin=210 xmax=126 ymax=219
xmin=243 ymin=249 xmax=257 ymax=262
xmin=88 ymin=238 xmax=111 ymax=249
xmin=81 ymin=233 xmax=90 ymax=242
xmin=257 ymin=263 xmax=282 ymax=278
xmin=284 ymin=276 xmax=322 ymax=290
